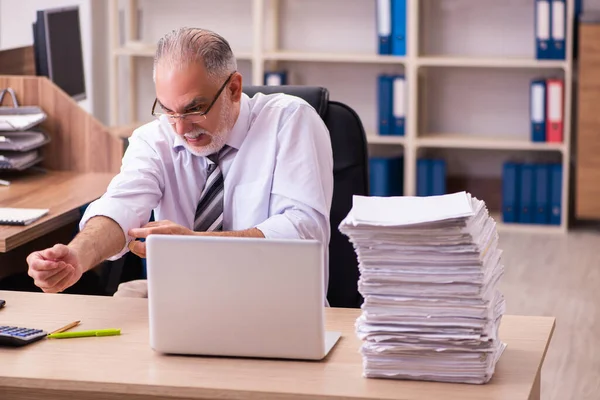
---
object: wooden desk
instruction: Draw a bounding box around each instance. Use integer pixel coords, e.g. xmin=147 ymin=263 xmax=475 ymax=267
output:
xmin=0 ymin=170 xmax=114 ymax=252
xmin=0 ymin=291 xmax=555 ymax=400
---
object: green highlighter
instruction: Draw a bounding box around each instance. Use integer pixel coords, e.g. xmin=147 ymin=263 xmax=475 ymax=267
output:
xmin=47 ymin=328 xmax=121 ymax=339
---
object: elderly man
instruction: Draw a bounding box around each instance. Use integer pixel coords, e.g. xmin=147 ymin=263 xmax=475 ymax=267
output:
xmin=26 ymin=27 xmax=334 ymax=297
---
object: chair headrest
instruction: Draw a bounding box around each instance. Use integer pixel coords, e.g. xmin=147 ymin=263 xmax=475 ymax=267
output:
xmin=242 ymin=86 xmax=329 ymax=119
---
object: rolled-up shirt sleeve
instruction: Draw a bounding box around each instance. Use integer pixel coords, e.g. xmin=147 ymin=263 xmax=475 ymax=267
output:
xmin=255 ymin=103 xmax=334 ymax=246
xmin=79 ymin=131 xmax=164 ymax=260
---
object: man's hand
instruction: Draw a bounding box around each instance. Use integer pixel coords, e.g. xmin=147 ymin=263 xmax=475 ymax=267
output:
xmin=26 ymin=216 xmax=126 ymax=293
xmin=128 ymin=220 xmax=194 ymax=258
xmin=26 ymin=244 xmax=84 ymax=293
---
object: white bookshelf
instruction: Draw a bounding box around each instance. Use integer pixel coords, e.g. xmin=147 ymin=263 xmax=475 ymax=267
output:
xmin=417 ymin=56 xmax=568 ymax=69
xmin=109 ymin=0 xmax=575 ymax=233
xmin=264 ymin=51 xmax=407 ymax=64
xmin=417 ymin=133 xmax=567 ymax=152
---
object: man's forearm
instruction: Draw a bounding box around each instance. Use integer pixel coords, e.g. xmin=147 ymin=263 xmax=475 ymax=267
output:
xmin=196 ymin=227 xmax=265 ymax=238
xmin=69 ymin=216 xmax=126 ymax=271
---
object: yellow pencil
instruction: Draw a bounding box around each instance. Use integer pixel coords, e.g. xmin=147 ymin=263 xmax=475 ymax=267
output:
xmin=48 ymin=320 xmax=80 ymax=336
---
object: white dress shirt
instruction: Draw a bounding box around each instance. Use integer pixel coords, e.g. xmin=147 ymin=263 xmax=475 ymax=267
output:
xmin=80 ymin=92 xmax=334 ymax=297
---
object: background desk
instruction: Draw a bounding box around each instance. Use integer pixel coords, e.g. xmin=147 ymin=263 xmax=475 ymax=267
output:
xmin=0 ymin=171 xmax=114 ymax=279
xmin=0 ymin=291 xmax=555 ymax=400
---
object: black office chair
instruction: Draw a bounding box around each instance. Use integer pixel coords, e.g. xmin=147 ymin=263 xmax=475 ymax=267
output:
xmin=242 ymin=86 xmax=369 ymax=308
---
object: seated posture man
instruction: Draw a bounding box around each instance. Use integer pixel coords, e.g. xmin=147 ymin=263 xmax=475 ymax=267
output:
xmin=26 ymin=27 xmax=334 ymax=298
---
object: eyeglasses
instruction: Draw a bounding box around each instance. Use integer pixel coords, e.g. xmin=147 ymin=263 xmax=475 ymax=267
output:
xmin=151 ymin=71 xmax=236 ymax=125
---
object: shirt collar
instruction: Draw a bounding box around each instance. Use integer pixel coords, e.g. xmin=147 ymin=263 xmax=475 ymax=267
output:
xmin=170 ymin=93 xmax=250 ymax=152
xmin=225 ymin=92 xmax=250 ymax=151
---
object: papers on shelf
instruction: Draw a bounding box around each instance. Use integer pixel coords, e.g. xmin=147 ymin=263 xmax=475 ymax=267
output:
xmin=0 ymin=107 xmax=47 ymax=131
xmin=0 ymin=150 xmax=42 ymax=170
xmin=0 ymin=88 xmax=47 ymax=131
xmin=339 ymin=191 xmax=507 ymax=385
xmin=0 ymin=130 xmax=50 ymax=152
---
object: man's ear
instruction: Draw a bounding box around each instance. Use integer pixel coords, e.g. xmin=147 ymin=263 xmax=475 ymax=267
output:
xmin=229 ymin=72 xmax=243 ymax=102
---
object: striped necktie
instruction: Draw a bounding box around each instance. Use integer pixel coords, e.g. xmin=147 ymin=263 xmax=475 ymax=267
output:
xmin=194 ymin=145 xmax=233 ymax=232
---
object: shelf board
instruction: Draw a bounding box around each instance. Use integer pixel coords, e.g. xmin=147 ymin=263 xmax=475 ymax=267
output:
xmin=113 ymin=42 xmax=157 ymax=57
xmin=490 ymin=213 xmax=564 ymax=233
xmin=366 ymin=134 xmax=406 ymax=145
xmin=264 ymin=51 xmax=406 ymax=64
xmin=417 ymin=133 xmax=565 ymax=152
xmin=418 ymin=56 xmax=567 ymax=69
xmin=113 ymin=42 xmax=253 ymax=60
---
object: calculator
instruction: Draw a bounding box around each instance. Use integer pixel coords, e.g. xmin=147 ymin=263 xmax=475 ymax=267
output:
xmin=0 ymin=326 xmax=47 ymax=347
xmin=0 ymin=300 xmax=47 ymax=347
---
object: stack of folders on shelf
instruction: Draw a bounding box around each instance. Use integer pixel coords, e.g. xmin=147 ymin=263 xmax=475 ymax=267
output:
xmin=369 ymin=155 xmax=403 ymax=197
xmin=417 ymin=158 xmax=446 ymax=197
xmin=0 ymin=88 xmax=49 ymax=171
xmin=377 ymin=74 xmax=405 ymax=136
xmin=530 ymin=78 xmax=564 ymax=142
xmin=339 ymin=192 xmax=507 ymax=384
xmin=376 ymin=0 xmax=406 ymax=56
xmin=535 ymin=0 xmax=566 ymax=60
xmin=502 ymin=162 xmax=562 ymax=225
xmin=263 ymin=71 xmax=288 ymax=86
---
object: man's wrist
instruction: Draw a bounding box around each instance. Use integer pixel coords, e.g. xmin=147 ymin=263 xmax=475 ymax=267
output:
xmin=68 ymin=242 xmax=94 ymax=272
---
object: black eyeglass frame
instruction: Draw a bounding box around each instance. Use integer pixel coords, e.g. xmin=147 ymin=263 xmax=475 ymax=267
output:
xmin=151 ymin=71 xmax=236 ymax=124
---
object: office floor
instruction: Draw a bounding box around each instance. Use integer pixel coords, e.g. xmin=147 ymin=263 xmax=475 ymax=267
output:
xmin=498 ymin=227 xmax=600 ymax=400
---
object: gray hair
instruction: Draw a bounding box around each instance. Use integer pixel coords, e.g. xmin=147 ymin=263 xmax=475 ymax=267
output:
xmin=153 ymin=27 xmax=237 ymax=82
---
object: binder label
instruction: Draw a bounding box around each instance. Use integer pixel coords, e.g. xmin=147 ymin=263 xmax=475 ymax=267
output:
xmin=548 ymin=82 xmax=563 ymax=121
xmin=537 ymin=1 xmax=550 ymax=43
xmin=393 ymin=77 xmax=405 ymax=118
xmin=552 ymin=0 xmax=565 ymax=40
xmin=377 ymin=0 xmax=391 ymax=36
xmin=266 ymin=74 xmax=281 ymax=86
xmin=532 ymin=84 xmax=544 ymax=123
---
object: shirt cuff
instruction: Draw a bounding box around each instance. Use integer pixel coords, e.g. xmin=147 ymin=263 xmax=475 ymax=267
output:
xmin=79 ymin=197 xmax=142 ymax=261
xmin=255 ymin=214 xmax=302 ymax=240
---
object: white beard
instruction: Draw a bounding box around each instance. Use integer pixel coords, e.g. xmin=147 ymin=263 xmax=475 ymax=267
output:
xmin=182 ymin=130 xmax=227 ymax=157
xmin=181 ymin=94 xmax=235 ymax=157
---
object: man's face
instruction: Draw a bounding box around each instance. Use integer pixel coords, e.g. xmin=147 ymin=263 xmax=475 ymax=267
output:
xmin=154 ymin=62 xmax=237 ymax=157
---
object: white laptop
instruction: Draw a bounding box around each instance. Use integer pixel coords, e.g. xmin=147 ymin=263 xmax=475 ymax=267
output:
xmin=145 ymin=234 xmax=342 ymax=361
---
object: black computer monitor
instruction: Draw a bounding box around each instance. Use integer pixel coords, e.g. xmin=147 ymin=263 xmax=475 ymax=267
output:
xmin=33 ymin=6 xmax=86 ymax=101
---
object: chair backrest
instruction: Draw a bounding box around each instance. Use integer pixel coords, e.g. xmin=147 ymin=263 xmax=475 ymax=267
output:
xmin=242 ymin=86 xmax=369 ymax=308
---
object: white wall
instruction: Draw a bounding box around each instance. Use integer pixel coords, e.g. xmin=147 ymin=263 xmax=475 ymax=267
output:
xmin=90 ymin=0 xmax=109 ymax=125
xmin=0 ymin=0 xmax=95 ymax=115
xmin=277 ymin=0 xmax=377 ymax=54
xmin=419 ymin=0 xmax=535 ymax=58
xmin=585 ymin=0 xmax=600 ymax=11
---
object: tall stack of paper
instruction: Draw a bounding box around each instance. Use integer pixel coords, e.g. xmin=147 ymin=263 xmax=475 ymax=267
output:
xmin=339 ymin=192 xmax=506 ymax=384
